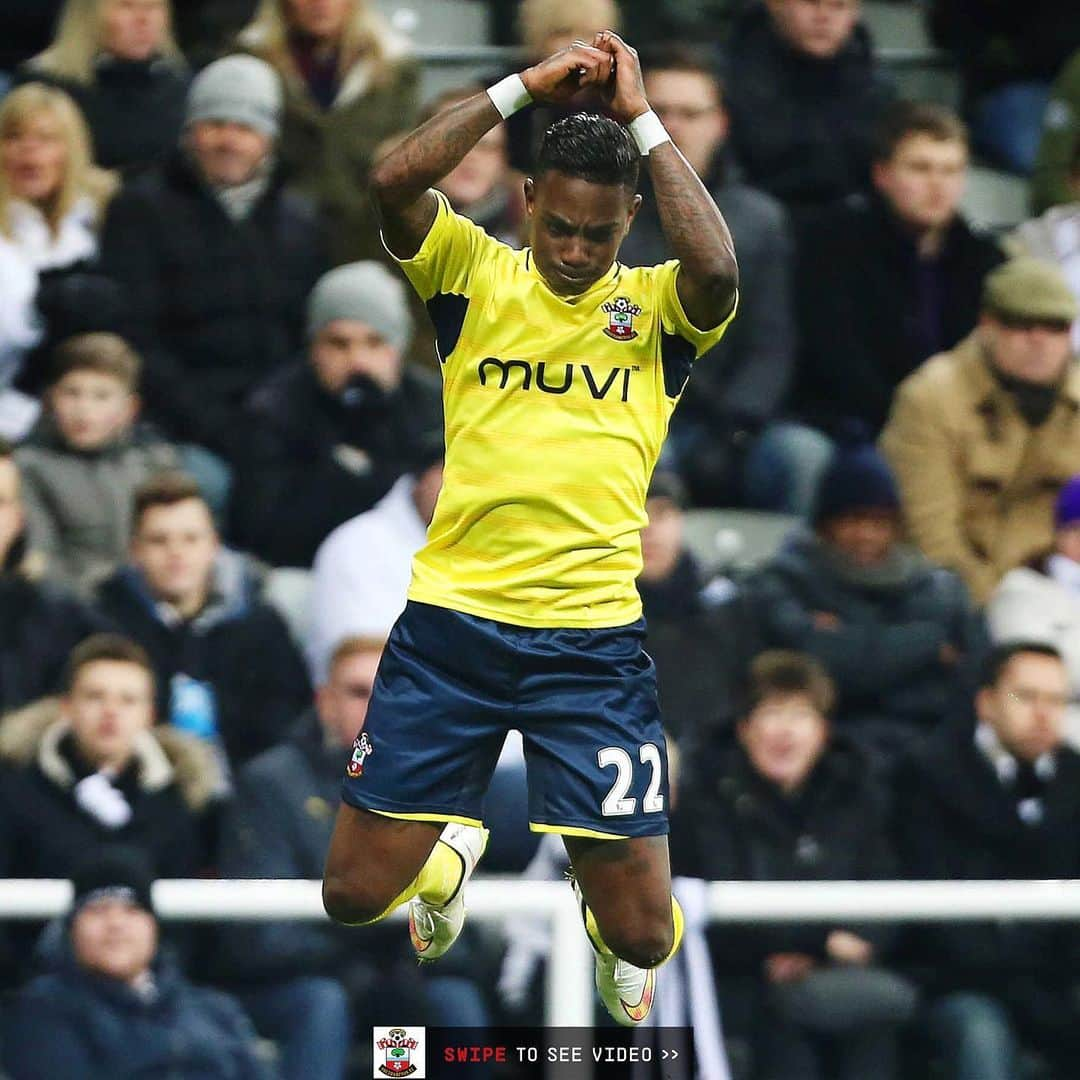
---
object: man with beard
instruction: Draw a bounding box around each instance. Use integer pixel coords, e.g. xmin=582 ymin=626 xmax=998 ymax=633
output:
xmin=231 ymin=261 xmax=443 ymax=567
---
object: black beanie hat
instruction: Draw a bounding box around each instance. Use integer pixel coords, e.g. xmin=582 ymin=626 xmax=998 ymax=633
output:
xmin=70 ymin=846 xmax=155 ymax=919
xmin=812 ymin=442 xmax=900 ymax=526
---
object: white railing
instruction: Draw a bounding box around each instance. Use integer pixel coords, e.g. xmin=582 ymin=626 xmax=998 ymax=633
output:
xmin=5 ymin=878 xmax=1080 ymax=1027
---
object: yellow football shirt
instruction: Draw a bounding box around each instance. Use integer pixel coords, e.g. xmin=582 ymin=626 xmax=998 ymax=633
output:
xmin=391 ymin=191 xmax=736 ymax=629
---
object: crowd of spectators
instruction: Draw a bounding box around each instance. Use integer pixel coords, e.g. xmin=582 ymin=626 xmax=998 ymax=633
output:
xmin=0 ymin=0 xmax=1079 ymax=1077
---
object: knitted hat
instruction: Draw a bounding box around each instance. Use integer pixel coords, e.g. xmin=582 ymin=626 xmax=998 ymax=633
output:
xmin=306 ymin=262 xmax=414 ymax=355
xmin=1055 ymin=475 xmax=1080 ymax=529
xmin=647 ymin=470 xmax=688 ymax=509
xmin=812 ymin=443 xmax=900 ymax=526
xmin=70 ymin=846 xmax=155 ymax=919
xmin=186 ymin=55 xmax=281 ymax=139
xmin=982 ymin=257 xmax=1078 ymax=324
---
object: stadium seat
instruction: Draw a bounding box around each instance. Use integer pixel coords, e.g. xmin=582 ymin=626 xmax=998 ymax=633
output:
xmin=263 ymin=567 xmax=314 ymax=650
xmin=682 ymin=509 xmax=799 ymax=575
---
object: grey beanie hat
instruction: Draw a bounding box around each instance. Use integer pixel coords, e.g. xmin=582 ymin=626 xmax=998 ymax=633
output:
xmin=186 ymin=55 xmax=282 ymax=139
xmin=307 ymin=262 xmax=414 ymax=354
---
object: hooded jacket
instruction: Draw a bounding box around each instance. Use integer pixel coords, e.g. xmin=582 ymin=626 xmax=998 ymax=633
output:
xmin=724 ymin=2 xmax=894 ymax=211
xmin=95 ymin=553 xmax=312 ymax=767
xmin=16 ymin=415 xmax=180 ymax=597
xmin=3 ymin=947 xmax=273 ymax=1080
xmin=747 ymin=527 xmax=985 ymax=730
xmin=99 ymin=151 xmax=326 ymax=458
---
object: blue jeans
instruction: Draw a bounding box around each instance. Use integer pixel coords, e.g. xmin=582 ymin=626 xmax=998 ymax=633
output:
xmin=972 ymin=81 xmax=1052 ymax=175
xmin=743 ymin=422 xmax=834 ymax=516
xmin=926 ymin=992 xmax=1019 ymax=1080
xmin=239 ymin=976 xmax=351 ymax=1080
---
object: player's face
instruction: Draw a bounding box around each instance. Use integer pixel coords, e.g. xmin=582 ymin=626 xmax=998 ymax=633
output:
xmin=766 ymin=0 xmax=860 ymax=59
xmin=977 ymin=653 xmax=1068 ymax=763
xmin=739 ymin=692 xmax=829 ymax=793
xmin=525 ymin=172 xmax=640 ymax=297
xmin=872 ymin=134 xmax=967 ymax=232
xmin=318 ymin=647 xmax=382 ymax=748
xmin=644 ymin=70 xmax=728 ymax=178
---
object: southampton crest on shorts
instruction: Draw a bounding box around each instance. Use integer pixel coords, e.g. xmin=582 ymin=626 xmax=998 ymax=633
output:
xmin=346 ymin=731 xmax=374 ymax=778
xmin=602 ymin=297 xmax=641 ymax=341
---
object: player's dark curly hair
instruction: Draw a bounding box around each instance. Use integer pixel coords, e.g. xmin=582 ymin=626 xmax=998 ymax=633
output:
xmin=535 ymin=113 xmax=639 ymax=191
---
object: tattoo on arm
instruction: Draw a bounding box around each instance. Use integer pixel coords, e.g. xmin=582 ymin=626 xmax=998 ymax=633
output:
xmin=647 ymin=142 xmax=738 ymax=329
xmin=372 ymin=93 xmax=503 ymax=258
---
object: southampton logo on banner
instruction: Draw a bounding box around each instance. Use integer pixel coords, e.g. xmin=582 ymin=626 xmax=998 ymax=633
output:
xmin=374 ymin=1027 xmax=424 ymax=1077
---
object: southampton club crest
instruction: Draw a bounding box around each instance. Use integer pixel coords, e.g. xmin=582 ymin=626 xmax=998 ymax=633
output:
xmin=376 ymin=1028 xmax=420 ymax=1076
xmin=346 ymin=731 xmax=374 ymax=778
xmin=602 ymin=296 xmax=642 ymax=341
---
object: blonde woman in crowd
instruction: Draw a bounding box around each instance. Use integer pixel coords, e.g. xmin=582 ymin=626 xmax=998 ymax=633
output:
xmin=238 ymin=0 xmax=418 ymax=264
xmin=0 ymin=84 xmax=117 ymax=438
xmin=18 ymin=0 xmax=189 ymax=174
xmin=506 ymin=0 xmax=622 ymax=170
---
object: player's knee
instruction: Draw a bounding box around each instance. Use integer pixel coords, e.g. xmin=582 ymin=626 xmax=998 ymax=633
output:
xmin=322 ymin=871 xmax=391 ymax=926
xmin=603 ymin=918 xmax=674 ymax=970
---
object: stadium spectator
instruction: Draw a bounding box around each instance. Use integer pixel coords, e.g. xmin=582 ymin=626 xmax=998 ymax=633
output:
xmin=15 ymin=333 xmax=180 ymax=597
xmin=95 ymin=472 xmax=312 ymax=769
xmin=16 ymin=0 xmax=190 ymax=175
xmin=745 ymin=441 xmax=985 ymax=764
xmin=881 ymin=257 xmax=1080 ymax=605
xmin=1006 ymin=140 xmax=1080 ymax=354
xmin=236 ymin=0 xmax=419 ymax=264
xmin=618 ymin=45 xmax=795 ymax=509
xmin=892 ymin=642 xmax=1080 ymax=1080
xmin=217 ymin=635 xmax=491 ymax=1078
xmin=791 ymin=102 xmax=1003 ymax=457
xmin=505 ymin=0 xmax=622 ymax=172
xmin=1032 ymin=47 xmax=1080 ymax=213
xmin=0 ymin=440 xmax=104 ymax=713
xmin=99 ymin=54 xmax=325 ymax=505
xmin=723 ymin=0 xmax=894 ymax=214
xmin=232 ymin=262 xmax=442 ymax=568
xmin=2 ymin=846 xmax=274 ymax=1080
xmin=671 ymin=651 xmax=916 ymax=1080
xmin=0 ymin=634 xmax=215 ymax=884
xmin=307 ymin=445 xmax=442 ymax=683
xmin=0 ymin=83 xmax=117 ymax=439
xmin=927 ymin=0 xmax=1080 ymax=176
xmin=988 ymin=475 xmax=1080 ymax=741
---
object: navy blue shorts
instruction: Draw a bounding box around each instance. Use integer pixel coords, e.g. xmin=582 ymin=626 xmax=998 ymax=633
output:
xmin=340 ymin=601 xmax=670 ymax=839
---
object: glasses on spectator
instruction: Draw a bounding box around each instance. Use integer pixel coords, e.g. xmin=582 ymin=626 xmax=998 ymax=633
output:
xmin=996 ymin=314 xmax=1073 ymax=334
xmin=1007 ymin=688 xmax=1069 ymax=710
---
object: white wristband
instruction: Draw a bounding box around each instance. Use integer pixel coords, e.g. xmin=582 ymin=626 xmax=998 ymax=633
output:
xmin=487 ymin=74 xmax=532 ymax=120
xmin=628 ymin=110 xmax=670 ymax=156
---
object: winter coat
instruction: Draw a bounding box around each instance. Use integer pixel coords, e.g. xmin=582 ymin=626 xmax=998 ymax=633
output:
xmin=671 ymin=737 xmax=899 ymax=973
xmin=892 ymin=718 xmax=1080 ymax=1015
xmin=619 ymin=161 xmax=795 ymax=436
xmin=0 ymin=544 xmax=105 ymax=713
xmin=99 ymin=153 xmax=326 ymax=458
xmin=16 ymin=416 xmax=180 ymax=597
xmin=746 ymin=528 xmax=985 ymax=732
xmin=638 ymin=549 xmax=710 ymax=622
xmin=723 ymin=2 xmax=895 ymax=212
xmin=880 ymin=331 xmax=1080 ymax=604
xmin=238 ymin=27 xmax=420 ymax=265
xmin=0 ymin=698 xmax=217 ymax=882
xmin=3 ymin=949 xmax=274 ymax=1080
xmin=94 ymin=556 xmax=312 ymax=768
xmin=792 ymin=193 xmax=1004 ymax=435
xmin=15 ymin=57 xmax=190 ymax=174
xmin=1032 ymin=49 xmax=1080 ymax=213
xmin=231 ymin=361 xmax=443 ymax=567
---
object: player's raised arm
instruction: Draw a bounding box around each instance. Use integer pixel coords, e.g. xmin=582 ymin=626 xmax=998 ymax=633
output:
xmin=370 ymin=43 xmax=616 ymax=259
xmin=595 ymin=31 xmax=738 ymax=330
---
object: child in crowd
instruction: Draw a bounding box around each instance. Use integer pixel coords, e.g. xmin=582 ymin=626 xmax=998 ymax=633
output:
xmin=15 ymin=332 xmax=179 ymax=596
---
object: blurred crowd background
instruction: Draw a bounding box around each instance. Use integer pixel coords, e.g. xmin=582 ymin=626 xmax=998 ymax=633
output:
xmin=1 ymin=1 xmax=1080 ymax=1077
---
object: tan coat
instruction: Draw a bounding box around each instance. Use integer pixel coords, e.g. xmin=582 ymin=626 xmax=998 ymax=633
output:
xmin=880 ymin=331 xmax=1080 ymax=605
